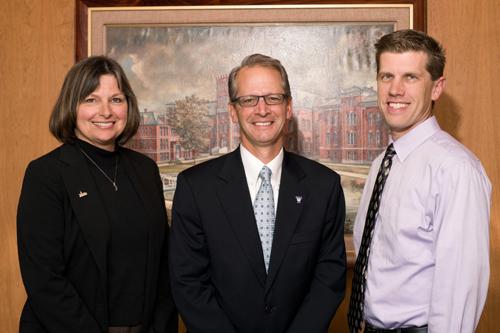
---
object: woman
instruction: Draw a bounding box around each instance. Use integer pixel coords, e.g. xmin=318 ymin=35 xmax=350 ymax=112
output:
xmin=17 ymin=56 xmax=177 ymax=333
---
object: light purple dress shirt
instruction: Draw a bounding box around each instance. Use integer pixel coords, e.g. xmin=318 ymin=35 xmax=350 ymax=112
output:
xmin=353 ymin=116 xmax=491 ymax=332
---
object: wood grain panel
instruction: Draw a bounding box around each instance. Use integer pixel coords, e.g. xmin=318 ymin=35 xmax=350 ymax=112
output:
xmin=428 ymin=0 xmax=500 ymax=332
xmin=0 ymin=0 xmax=74 ymax=332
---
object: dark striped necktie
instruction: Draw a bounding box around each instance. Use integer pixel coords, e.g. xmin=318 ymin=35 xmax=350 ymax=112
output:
xmin=348 ymin=143 xmax=396 ymax=332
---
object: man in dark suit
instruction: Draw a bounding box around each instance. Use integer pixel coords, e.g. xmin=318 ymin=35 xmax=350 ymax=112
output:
xmin=169 ymin=54 xmax=346 ymax=333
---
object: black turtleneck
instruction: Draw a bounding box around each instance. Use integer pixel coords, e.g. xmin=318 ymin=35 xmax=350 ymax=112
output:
xmin=76 ymin=139 xmax=147 ymax=326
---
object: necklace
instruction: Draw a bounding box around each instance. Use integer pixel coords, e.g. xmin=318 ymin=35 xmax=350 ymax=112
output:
xmin=79 ymin=148 xmax=119 ymax=191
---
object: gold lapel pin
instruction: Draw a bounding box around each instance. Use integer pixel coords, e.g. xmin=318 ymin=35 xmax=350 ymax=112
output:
xmin=78 ymin=191 xmax=88 ymax=198
xmin=295 ymin=196 xmax=303 ymax=204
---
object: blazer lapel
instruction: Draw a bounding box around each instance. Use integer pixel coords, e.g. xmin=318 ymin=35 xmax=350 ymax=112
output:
xmin=59 ymin=144 xmax=109 ymax=281
xmin=265 ymin=152 xmax=308 ymax=293
xmin=216 ymin=149 xmax=267 ymax=287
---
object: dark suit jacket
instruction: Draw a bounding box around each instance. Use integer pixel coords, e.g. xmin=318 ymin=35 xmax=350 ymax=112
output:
xmin=17 ymin=143 xmax=177 ymax=333
xmin=169 ymin=148 xmax=346 ymax=333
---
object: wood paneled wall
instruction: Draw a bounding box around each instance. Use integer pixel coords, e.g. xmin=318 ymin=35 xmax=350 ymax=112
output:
xmin=0 ymin=1 xmax=497 ymax=332
xmin=0 ymin=1 xmax=74 ymax=332
xmin=428 ymin=1 xmax=500 ymax=331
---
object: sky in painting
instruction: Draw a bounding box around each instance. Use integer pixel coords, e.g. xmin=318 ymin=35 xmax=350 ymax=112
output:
xmin=106 ymin=24 xmax=393 ymax=112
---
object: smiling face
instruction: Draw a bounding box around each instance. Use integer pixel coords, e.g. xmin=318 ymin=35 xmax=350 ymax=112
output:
xmin=377 ymin=51 xmax=445 ymax=140
xmin=75 ymin=74 xmax=128 ymax=151
xmin=229 ymin=65 xmax=292 ymax=162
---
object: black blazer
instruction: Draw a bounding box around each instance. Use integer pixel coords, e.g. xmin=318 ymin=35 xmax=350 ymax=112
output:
xmin=169 ymin=148 xmax=346 ymax=333
xmin=17 ymin=143 xmax=177 ymax=333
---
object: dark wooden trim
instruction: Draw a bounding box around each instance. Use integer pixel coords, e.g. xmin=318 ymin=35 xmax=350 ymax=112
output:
xmin=76 ymin=0 xmax=426 ymax=61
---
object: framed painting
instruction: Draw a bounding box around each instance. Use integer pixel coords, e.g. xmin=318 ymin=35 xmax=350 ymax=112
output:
xmin=76 ymin=0 xmax=426 ymax=265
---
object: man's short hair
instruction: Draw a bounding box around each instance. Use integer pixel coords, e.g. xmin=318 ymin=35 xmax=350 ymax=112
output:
xmin=49 ymin=56 xmax=140 ymax=145
xmin=374 ymin=29 xmax=446 ymax=80
xmin=228 ymin=54 xmax=291 ymax=102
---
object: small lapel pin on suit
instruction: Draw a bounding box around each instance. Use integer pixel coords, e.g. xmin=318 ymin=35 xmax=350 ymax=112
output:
xmin=295 ymin=196 xmax=303 ymax=204
xmin=78 ymin=191 xmax=88 ymax=198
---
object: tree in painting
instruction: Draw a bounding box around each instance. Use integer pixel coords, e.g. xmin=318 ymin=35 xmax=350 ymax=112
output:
xmin=167 ymin=94 xmax=210 ymax=162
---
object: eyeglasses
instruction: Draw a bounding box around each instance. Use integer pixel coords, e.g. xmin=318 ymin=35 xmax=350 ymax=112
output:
xmin=231 ymin=94 xmax=288 ymax=107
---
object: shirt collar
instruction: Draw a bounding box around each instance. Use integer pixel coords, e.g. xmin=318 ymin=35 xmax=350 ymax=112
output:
xmin=240 ymin=145 xmax=284 ymax=187
xmin=391 ymin=116 xmax=441 ymax=162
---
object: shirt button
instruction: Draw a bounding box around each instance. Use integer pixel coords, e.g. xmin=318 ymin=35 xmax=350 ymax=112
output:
xmin=264 ymin=305 xmax=275 ymax=313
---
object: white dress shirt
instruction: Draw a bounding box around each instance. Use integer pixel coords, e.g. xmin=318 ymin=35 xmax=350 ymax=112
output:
xmin=240 ymin=145 xmax=283 ymax=214
xmin=353 ymin=116 xmax=491 ymax=332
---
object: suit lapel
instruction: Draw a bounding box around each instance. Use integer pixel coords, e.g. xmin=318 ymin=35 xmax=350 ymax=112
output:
xmin=265 ymin=152 xmax=308 ymax=293
xmin=216 ymin=149 xmax=267 ymax=287
xmin=59 ymin=144 xmax=109 ymax=281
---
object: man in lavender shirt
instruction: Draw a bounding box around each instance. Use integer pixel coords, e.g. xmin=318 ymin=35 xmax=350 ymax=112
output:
xmin=351 ymin=29 xmax=491 ymax=332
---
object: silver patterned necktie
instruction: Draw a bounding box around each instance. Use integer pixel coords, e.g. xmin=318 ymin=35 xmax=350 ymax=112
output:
xmin=348 ymin=143 xmax=396 ymax=332
xmin=253 ymin=166 xmax=276 ymax=273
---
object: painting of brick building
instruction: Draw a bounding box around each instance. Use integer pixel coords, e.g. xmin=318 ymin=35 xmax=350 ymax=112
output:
xmin=212 ymin=75 xmax=240 ymax=154
xmin=106 ymin=23 xmax=394 ymax=232
xmin=126 ymin=108 xmax=187 ymax=163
